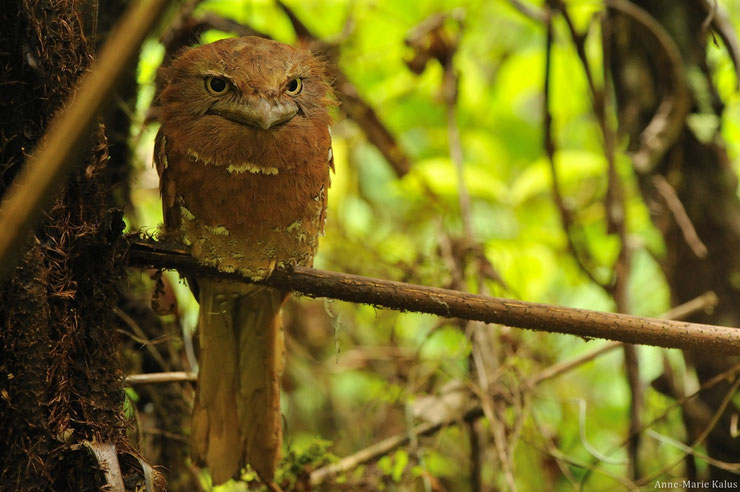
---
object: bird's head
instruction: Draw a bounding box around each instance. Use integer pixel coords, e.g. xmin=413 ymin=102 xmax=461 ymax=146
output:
xmin=156 ymin=36 xmax=333 ymax=171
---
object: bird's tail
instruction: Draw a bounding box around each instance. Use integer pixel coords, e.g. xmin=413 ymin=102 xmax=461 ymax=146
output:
xmin=191 ymin=279 xmax=287 ymax=485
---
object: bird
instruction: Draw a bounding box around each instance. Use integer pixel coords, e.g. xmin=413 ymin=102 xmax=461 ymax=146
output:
xmin=153 ymin=36 xmax=333 ymax=485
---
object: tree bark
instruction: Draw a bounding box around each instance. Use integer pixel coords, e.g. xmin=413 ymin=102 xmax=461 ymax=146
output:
xmin=0 ymin=2 xmax=130 ymax=489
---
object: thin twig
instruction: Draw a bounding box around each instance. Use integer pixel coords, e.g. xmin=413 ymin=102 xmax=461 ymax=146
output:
xmin=543 ymin=5 xmax=607 ymax=289
xmin=526 ymin=428 xmax=640 ymax=491
xmin=584 ymin=361 xmax=740 ymax=482
xmin=531 ymin=414 xmax=581 ymax=489
xmin=531 ymin=341 xmax=623 ymax=387
xmin=646 ymin=429 xmax=740 ymax=473
xmin=404 ymin=404 xmax=433 ymax=492
xmin=114 ymin=306 xmax=172 ymax=373
xmin=125 ymin=371 xmax=196 ymax=386
xmin=442 ymin=44 xmax=473 ymax=244
xmin=635 ymin=375 xmax=740 ymax=486
xmin=491 ymin=400 xmax=517 ymax=491
xmin=574 ymin=398 xmax=628 ymax=465
xmin=652 ymin=175 xmax=709 ymax=258
xmin=126 ymin=239 xmax=740 ymax=354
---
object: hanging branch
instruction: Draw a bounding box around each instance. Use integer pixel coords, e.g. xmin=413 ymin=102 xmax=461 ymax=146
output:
xmin=700 ymin=0 xmax=740 ymax=90
xmin=126 ymin=239 xmax=740 ymax=355
xmin=543 ymin=4 xmax=608 ymax=290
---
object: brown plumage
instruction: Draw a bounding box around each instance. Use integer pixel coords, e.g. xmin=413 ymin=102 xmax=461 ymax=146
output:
xmin=154 ymin=36 xmax=333 ymax=485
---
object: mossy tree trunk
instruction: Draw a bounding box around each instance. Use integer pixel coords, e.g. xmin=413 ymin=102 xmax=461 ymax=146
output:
xmin=0 ymin=1 xmax=131 ymax=490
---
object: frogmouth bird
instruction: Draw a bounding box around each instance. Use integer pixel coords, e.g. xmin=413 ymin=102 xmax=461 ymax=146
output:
xmin=154 ymin=36 xmax=333 ymax=485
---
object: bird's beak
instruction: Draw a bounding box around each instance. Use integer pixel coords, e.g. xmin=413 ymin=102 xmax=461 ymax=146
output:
xmin=211 ymin=98 xmax=298 ymax=130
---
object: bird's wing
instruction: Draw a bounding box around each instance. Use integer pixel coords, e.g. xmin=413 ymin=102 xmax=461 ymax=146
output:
xmin=153 ymin=130 xmax=181 ymax=233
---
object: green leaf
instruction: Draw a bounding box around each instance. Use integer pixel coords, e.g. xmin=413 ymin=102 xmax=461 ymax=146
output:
xmin=391 ymin=449 xmax=409 ymax=482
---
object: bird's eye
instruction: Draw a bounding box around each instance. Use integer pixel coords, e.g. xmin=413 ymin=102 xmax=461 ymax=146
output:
xmin=286 ymin=78 xmax=302 ymax=96
xmin=205 ymin=76 xmax=229 ymax=95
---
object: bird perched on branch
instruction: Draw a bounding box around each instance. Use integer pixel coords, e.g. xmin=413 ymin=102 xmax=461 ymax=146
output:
xmin=154 ymin=36 xmax=333 ymax=485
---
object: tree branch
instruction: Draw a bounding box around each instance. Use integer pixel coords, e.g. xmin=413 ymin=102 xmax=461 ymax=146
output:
xmin=126 ymin=240 xmax=740 ymax=355
xmin=310 ymin=406 xmax=484 ymax=485
xmin=652 ymin=175 xmax=708 ymax=259
xmin=125 ymin=294 xmax=718 ymax=404
xmin=528 ymin=291 xmax=718 ymax=386
xmin=125 ymin=371 xmax=196 ymax=386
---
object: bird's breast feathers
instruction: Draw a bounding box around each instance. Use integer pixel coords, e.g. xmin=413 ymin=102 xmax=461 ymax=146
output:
xmin=157 ymin=131 xmax=331 ymax=280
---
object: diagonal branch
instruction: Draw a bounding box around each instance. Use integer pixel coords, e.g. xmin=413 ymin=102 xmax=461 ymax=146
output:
xmin=310 ymin=406 xmax=484 ymax=485
xmin=0 ymin=0 xmax=170 ymax=275
xmin=126 ymin=239 xmax=740 ymax=355
xmin=652 ymin=175 xmax=709 ymax=259
xmin=635 ymin=375 xmax=740 ymax=486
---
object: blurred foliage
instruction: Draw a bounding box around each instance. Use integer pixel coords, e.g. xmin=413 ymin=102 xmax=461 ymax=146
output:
xmin=124 ymin=0 xmax=740 ymax=490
